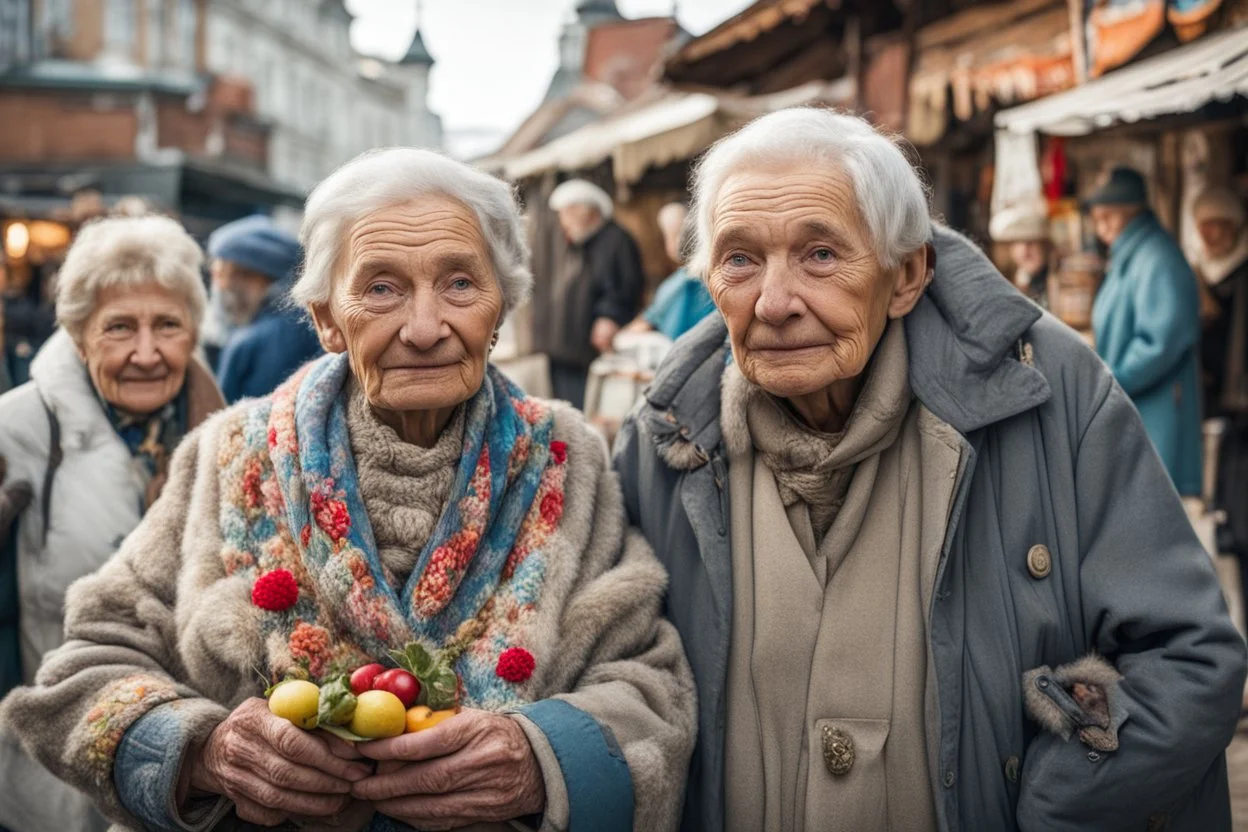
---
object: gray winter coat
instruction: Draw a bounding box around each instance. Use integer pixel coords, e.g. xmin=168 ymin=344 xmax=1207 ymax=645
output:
xmin=613 ymin=225 xmax=1248 ymax=832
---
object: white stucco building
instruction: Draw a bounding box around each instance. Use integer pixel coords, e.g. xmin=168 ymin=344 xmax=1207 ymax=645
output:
xmin=204 ymin=0 xmax=442 ymax=211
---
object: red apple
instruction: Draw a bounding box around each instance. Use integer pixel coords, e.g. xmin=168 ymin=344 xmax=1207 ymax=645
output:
xmin=372 ymin=668 xmax=421 ymax=708
xmin=349 ymin=663 xmax=386 ymax=696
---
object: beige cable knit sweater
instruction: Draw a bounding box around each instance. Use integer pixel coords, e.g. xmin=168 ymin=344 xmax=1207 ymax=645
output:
xmin=346 ymin=382 xmax=464 ymax=588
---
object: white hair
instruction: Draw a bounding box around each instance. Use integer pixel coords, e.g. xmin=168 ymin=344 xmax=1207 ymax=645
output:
xmin=657 ymin=201 xmax=688 ymax=233
xmin=687 ymin=108 xmax=932 ymax=277
xmin=56 ymin=214 xmax=206 ymax=342
xmin=292 ymin=147 xmax=533 ymax=315
xmin=548 ymin=179 xmax=614 ymax=220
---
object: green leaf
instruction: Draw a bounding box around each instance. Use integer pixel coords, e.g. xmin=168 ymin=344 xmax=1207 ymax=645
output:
xmin=391 ymin=642 xmax=435 ymax=676
xmin=318 ymin=724 xmax=370 ymax=743
xmin=317 ymin=675 xmax=357 ymax=727
xmin=425 ymin=665 xmax=459 ymax=711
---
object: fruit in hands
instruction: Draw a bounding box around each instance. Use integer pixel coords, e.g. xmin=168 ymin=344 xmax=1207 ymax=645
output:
xmin=267 ymin=680 xmax=321 ymax=729
xmin=349 ymin=663 xmax=386 ymax=696
xmin=371 ymin=668 xmax=421 ymax=708
xmin=349 ymin=690 xmax=406 ymax=738
xmin=405 ymin=706 xmax=458 ymax=734
xmin=317 ymin=675 xmax=357 ymax=727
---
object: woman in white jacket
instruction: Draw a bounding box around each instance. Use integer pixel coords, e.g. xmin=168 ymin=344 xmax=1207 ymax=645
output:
xmin=0 ymin=214 xmax=224 ymax=832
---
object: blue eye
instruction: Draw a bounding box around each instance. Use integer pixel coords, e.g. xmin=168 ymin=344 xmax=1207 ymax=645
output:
xmin=812 ymin=248 xmax=834 ymax=262
xmin=367 ymin=283 xmax=392 ymax=296
xmin=451 ymin=278 xmax=472 ymax=291
xmin=728 ymin=254 xmax=749 ymax=267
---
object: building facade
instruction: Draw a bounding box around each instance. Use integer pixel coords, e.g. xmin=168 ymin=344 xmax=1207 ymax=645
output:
xmin=203 ymin=0 xmax=442 ymax=201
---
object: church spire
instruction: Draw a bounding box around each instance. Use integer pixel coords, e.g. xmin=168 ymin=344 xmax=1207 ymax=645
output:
xmin=399 ymin=0 xmax=434 ymax=67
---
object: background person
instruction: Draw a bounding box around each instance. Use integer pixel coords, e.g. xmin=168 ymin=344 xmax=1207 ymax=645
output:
xmin=627 ymin=202 xmax=716 ymax=341
xmin=989 ymin=201 xmax=1053 ymax=309
xmin=209 ymin=215 xmax=322 ymax=403
xmin=1088 ymin=166 xmax=1203 ymax=497
xmin=539 ymin=179 xmax=644 ymax=409
xmin=0 ymin=215 xmax=224 ymax=832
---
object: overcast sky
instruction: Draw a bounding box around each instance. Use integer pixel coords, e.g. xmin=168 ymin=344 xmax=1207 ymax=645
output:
xmin=347 ymin=0 xmax=753 ymax=155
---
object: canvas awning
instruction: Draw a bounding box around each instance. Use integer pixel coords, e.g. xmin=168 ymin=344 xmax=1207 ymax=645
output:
xmin=501 ymin=79 xmax=853 ymax=186
xmin=995 ymin=26 xmax=1248 ymax=136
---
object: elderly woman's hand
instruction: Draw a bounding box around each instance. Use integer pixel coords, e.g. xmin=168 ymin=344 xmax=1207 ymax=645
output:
xmin=351 ymin=708 xmax=545 ymax=830
xmin=188 ymin=697 xmax=373 ymax=826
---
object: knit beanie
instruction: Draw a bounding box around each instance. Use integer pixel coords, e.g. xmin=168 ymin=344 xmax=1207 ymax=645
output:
xmin=1193 ymin=187 xmax=1246 ymax=229
xmin=207 ymin=215 xmax=302 ymax=282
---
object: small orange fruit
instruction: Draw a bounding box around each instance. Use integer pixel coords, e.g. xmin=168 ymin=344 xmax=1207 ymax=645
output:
xmin=405 ymin=706 xmax=458 ymax=733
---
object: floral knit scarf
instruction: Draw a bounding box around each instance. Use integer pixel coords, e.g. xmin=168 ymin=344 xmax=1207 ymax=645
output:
xmin=219 ymin=352 xmax=566 ymax=709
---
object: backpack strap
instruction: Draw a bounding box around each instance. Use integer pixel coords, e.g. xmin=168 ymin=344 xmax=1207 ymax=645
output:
xmin=40 ymin=398 xmax=62 ymax=549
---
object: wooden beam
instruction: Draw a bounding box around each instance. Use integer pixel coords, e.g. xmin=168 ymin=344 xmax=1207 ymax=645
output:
xmin=1067 ymin=0 xmax=1088 ymax=84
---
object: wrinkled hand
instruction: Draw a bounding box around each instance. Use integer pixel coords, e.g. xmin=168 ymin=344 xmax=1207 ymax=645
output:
xmin=0 ymin=455 xmax=33 ymax=537
xmin=591 ymin=317 xmax=620 ymax=354
xmin=352 ymin=708 xmax=545 ymax=831
xmin=189 ymin=697 xmax=372 ymax=827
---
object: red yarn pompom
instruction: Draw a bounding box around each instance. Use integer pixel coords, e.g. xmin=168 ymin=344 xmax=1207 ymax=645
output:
xmin=550 ymin=441 xmax=567 ymax=465
xmin=252 ymin=569 xmax=299 ymax=612
xmin=496 ymin=647 xmax=536 ymax=683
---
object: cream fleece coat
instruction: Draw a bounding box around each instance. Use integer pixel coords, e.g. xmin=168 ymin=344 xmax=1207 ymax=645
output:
xmin=0 ymin=390 xmax=695 ymax=832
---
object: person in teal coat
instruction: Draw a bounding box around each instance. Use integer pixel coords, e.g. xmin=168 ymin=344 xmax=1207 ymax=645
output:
xmin=1088 ymin=167 xmax=1203 ymax=495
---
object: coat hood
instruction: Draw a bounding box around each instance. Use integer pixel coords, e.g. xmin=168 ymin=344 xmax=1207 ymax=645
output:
xmin=638 ymin=225 xmax=1050 ymax=470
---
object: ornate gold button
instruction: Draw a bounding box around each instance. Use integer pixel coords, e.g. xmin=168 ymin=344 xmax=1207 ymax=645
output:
xmin=821 ymin=725 xmax=854 ymax=776
xmin=1027 ymin=545 xmax=1052 ymax=579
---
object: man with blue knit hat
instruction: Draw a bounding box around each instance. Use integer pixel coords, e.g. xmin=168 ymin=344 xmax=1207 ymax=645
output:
xmin=208 ymin=215 xmax=321 ymax=403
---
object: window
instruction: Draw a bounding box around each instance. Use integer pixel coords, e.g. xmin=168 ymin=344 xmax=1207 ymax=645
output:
xmin=39 ymin=0 xmax=73 ymax=57
xmin=146 ymin=0 xmax=165 ymax=66
xmin=0 ymin=0 xmax=31 ymax=67
xmin=104 ymin=0 xmax=137 ymax=60
xmin=177 ymin=0 xmax=196 ymax=70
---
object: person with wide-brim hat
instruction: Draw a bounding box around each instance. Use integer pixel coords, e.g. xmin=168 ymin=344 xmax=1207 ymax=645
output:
xmin=1086 ymin=166 xmax=1203 ymax=498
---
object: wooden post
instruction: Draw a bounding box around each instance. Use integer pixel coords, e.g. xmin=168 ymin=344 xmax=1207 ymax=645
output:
xmin=1067 ymin=0 xmax=1088 ymax=84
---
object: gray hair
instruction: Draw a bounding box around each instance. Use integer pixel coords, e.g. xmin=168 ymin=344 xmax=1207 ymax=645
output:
xmin=56 ymin=214 xmax=207 ymax=342
xmin=548 ymin=179 xmax=614 ymax=220
xmin=687 ymin=108 xmax=932 ymax=277
xmin=292 ymin=147 xmax=533 ymax=315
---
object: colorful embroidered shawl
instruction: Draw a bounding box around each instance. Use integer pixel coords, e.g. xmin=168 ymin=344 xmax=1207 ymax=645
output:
xmin=218 ymin=353 xmax=566 ymax=709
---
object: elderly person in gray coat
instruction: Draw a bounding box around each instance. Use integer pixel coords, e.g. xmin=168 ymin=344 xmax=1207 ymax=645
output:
xmin=0 ymin=215 xmax=225 ymax=832
xmin=2 ymin=148 xmax=694 ymax=832
xmin=614 ymin=108 xmax=1247 ymax=832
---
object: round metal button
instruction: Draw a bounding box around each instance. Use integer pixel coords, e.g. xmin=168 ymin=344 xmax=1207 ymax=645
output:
xmin=1027 ymin=545 xmax=1052 ymax=579
xmin=821 ymin=726 xmax=854 ymax=776
xmin=1004 ymin=756 xmax=1020 ymax=783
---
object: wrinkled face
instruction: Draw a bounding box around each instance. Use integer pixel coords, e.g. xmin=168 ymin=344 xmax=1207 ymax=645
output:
xmin=210 ymin=259 xmax=271 ymax=325
xmin=556 ymin=204 xmax=603 ymax=244
xmin=1199 ymin=219 xmax=1240 ymax=259
xmin=705 ymin=163 xmax=924 ymax=399
xmin=311 ymin=196 xmax=504 ymax=415
xmin=1090 ymin=204 xmax=1138 ymax=247
xmin=78 ymin=283 xmax=195 ymax=415
xmin=1009 ymin=240 xmax=1049 ymax=274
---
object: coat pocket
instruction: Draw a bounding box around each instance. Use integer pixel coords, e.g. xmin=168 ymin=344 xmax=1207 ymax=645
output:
xmin=805 ymin=717 xmax=891 ymax=832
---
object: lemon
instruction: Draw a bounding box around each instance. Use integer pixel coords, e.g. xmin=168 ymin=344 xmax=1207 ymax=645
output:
xmin=350 ymin=690 xmax=406 ymax=739
xmin=268 ymin=680 xmax=321 ymax=729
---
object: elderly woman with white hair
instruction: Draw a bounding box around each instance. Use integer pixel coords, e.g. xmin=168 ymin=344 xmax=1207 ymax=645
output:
xmin=0 ymin=149 xmax=694 ymax=832
xmin=0 ymin=215 xmax=225 ymax=832
xmin=614 ymin=108 xmax=1246 ymax=832
xmin=537 ymin=179 xmax=645 ymax=408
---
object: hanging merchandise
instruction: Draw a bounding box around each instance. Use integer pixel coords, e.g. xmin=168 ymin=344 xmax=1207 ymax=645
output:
xmin=1168 ymin=0 xmax=1223 ymax=41
xmin=1086 ymin=0 xmax=1166 ymax=78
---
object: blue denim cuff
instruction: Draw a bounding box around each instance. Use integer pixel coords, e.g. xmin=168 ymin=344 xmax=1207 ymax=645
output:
xmin=514 ymin=699 xmax=633 ymax=832
xmin=113 ymin=702 xmax=229 ymax=832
